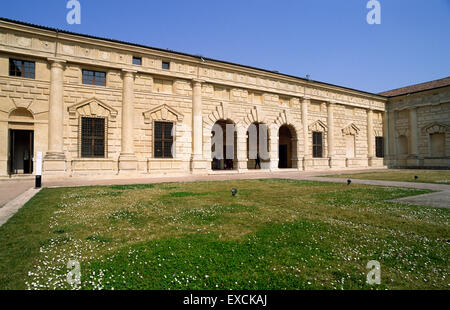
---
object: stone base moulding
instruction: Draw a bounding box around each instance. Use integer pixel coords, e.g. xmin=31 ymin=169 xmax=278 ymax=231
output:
xmin=329 ymin=157 xmax=342 ymax=168
xmin=368 ymin=157 xmax=385 ymax=167
xmin=70 ymin=158 xmax=117 ymax=176
xmin=190 ymin=159 xmax=211 ymax=174
xmin=43 ymin=158 xmax=67 ymax=175
xmin=118 ymin=154 xmax=138 ymax=174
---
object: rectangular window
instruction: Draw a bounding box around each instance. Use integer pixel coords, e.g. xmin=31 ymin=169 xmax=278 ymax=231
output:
xmin=132 ymin=56 xmax=142 ymax=66
xmin=82 ymin=69 xmax=106 ymax=86
xmin=162 ymin=61 xmax=170 ymax=70
xmin=312 ymin=132 xmax=323 ymax=158
xmin=154 ymin=121 xmax=173 ymax=158
xmin=9 ymin=59 xmax=35 ymax=79
xmin=81 ymin=117 xmax=106 ymax=158
xmin=375 ymin=137 xmax=384 ymax=158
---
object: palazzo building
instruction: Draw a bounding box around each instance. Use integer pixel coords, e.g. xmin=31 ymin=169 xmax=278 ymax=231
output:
xmin=0 ymin=18 xmax=448 ymax=177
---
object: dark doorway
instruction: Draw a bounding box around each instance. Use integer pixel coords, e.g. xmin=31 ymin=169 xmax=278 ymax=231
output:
xmin=279 ymin=144 xmax=288 ymax=168
xmin=278 ymin=125 xmax=293 ymax=168
xmin=9 ymin=129 xmax=34 ymax=175
xmin=211 ymin=120 xmax=237 ymax=170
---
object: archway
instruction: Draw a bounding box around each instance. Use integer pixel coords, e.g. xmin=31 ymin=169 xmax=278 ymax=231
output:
xmin=211 ymin=119 xmax=237 ymax=170
xmin=278 ymin=125 xmax=295 ymax=168
xmin=247 ymin=122 xmax=269 ymax=169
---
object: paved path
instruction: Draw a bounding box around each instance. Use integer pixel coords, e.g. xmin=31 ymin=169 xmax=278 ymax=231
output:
xmin=0 ymin=179 xmax=34 ymax=208
xmin=393 ymin=191 xmax=450 ymax=209
xmin=301 ymin=176 xmax=450 ymax=191
xmin=0 ymin=187 xmax=42 ymax=226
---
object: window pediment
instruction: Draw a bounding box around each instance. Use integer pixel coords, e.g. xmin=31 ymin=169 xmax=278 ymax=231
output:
xmin=68 ymin=98 xmax=118 ymax=121
xmin=143 ymin=104 xmax=184 ymax=124
xmin=342 ymin=123 xmax=360 ymax=136
xmin=308 ymin=120 xmax=327 ymax=132
xmin=422 ymin=122 xmax=449 ymax=134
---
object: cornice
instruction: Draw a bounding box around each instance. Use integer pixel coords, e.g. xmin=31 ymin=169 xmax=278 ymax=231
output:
xmin=0 ymin=19 xmax=387 ymax=104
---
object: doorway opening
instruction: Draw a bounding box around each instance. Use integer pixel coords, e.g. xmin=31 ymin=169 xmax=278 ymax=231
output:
xmin=247 ymin=122 xmax=269 ymax=170
xmin=9 ymin=129 xmax=34 ymax=175
xmin=278 ymin=125 xmax=294 ymax=169
xmin=211 ymin=119 xmax=237 ymax=170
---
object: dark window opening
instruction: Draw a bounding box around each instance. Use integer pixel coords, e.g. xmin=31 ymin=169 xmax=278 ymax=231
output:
xmin=133 ymin=56 xmax=142 ymax=66
xmin=376 ymin=137 xmax=384 ymax=158
xmin=81 ymin=117 xmax=106 ymax=158
xmin=82 ymin=69 xmax=106 ymax=86
xmin=312 ymin=132 xmax=323 ymax=158
xmin=9 ymin=59 xmax=35 ymax=79
xmin=162 ymin=61 xmax=170 ymax=70
xmin=154 ymin=121 xmax=173 ymax=158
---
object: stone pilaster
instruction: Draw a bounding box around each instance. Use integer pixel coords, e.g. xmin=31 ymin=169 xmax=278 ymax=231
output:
xmin=118 ymin=69 xmax=138 ymax=174
xmin=388 ymin=109 xmax=397 ymax=167
xmin=367 ymin=109 xmax=375 ymax=166
xmin=44 ymin=57 xmax=66 ymax=174
xmin=407 ymin=107 xmax=421 ymax=166
xmin=191 ymin=79 xmax=208 ymax=173
xmin=383 ymin=110 xmax=389 ymax=164
xmin=268 ymin=124 xmax=279 ymax=171
xmin=301 ymin=97 xmax=309 ymax=170
xmin=236 ymin=124 xmax=248 ymax=172
xmin=327 ymin=102 xmax=337 ymax=168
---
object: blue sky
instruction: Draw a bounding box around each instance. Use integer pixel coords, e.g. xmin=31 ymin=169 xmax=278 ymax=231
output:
xmin=2 ymin=0 xmax=449 ymax=93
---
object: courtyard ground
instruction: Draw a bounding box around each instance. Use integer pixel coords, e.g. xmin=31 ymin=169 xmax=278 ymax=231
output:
xmin=0 ymin=179 xmax=448 ymax=290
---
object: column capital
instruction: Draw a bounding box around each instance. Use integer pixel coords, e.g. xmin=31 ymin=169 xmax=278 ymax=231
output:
xmin=192 ymin=79 xmax=205 ymax=86
xmin=122 ymin=69 xmax=137 ymax=77
xmin=47 ymin=57 xmax=66 ymax=68
xmin=302 ymin=96 xmax=312 ymax=101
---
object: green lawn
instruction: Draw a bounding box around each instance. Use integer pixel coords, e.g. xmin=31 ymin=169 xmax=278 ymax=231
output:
xmin=0 ymin=179 xmax=448 ymax=290
xmin=325 ymin=170 xmax=450 ymax=185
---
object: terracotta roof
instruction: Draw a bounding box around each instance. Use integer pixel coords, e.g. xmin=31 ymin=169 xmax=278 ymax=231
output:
xmin=379 ymin=77 xmax=450 ymax=97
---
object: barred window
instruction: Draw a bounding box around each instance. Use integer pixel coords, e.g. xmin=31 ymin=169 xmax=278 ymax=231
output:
xmin=82 ymin=69 xmax=106 ymax=86
xmin=81 ymin=117 xmax=106 ymax=158
xmin=132 ymin=56 xmax=142 ymax=66
xmin=154 ymin=122 xmax=173 ymax=158
xmin=312 ymin=132 xmax=323 ymax=158
xmin=9 ymin=59 xmax=35 ymax=79
xmin=376 ymin=137 xmax=384 ymax=158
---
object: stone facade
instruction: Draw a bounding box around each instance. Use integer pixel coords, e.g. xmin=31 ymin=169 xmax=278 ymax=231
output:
xmin=386 ymin=87 xmax=450 ymax=168
xmin=0 ymin=19 xmax=446 ymax=178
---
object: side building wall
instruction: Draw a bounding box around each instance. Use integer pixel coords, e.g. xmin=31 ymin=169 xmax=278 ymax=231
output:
xmin=387 ymin=87 xmax=450 ymax=169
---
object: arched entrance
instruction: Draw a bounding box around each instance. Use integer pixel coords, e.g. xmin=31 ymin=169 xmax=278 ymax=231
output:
xmin=247 ymin=122 xmax=269 ymax=169
xmin=278 ymin=125 xmax=297 ymax=169
xmin=8 ymin=108 xmax=35 ymax=175
xmin=211 ymin=119 xmax=237 ymax=170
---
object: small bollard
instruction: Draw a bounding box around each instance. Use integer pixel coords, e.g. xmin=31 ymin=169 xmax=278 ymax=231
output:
xmin=35 ymin=151 xmax=42 ymax=189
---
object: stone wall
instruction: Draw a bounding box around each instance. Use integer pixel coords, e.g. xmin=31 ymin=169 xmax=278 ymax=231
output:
xmin=387 ymin=87 xmax=450 ymax=168
xmin=0 ymin=19 xmax=390 ymax=177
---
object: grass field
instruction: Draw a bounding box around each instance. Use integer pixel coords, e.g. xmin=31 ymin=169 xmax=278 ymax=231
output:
xmin=326 ymin=170 xmax=450 ymax=185
xmin=0 ymin=179 xmax=448 ymax=290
